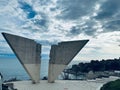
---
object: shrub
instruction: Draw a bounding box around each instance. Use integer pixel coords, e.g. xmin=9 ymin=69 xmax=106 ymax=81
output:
xmin=100 ymin=79 xmax=120 ymax=90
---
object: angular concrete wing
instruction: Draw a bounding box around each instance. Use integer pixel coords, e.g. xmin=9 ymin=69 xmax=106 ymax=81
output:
xmin=48 ymin=40 xmax=89 ymax=83
xmin=2 ymin=33 xmax=41 ymax=84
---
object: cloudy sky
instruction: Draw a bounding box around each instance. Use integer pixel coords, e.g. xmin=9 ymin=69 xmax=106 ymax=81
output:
xmin=0 ymin=0 xmax=120 ymax=61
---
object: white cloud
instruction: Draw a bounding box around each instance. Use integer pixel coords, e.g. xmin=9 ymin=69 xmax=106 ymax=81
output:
xmin=0 ymin=0 xmax=120 ymax=61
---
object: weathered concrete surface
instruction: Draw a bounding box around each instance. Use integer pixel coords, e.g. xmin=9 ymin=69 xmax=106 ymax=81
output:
xmin=2 ymin=33 xmax=41 ymax=84
xmin=48 ymin=40 xmax=89 ymax=83
xmin=6 ymin=76 xmax=119 ymax=90
xmin=11 ymin=80 xmax=103 ymax=90
xmin=48 ymin=64 xmax=66 ymax=83
xmin=49 ymin=40 xmax=89 ymax=65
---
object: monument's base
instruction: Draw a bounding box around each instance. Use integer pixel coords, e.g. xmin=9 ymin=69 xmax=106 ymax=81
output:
xmin=10 ymin=80 xmax=103 ymax=90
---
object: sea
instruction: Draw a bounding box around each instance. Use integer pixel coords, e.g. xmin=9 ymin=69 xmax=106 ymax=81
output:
xmin=0 ymin=57 xmax=49 ymax=81
xmin=0 ymin=57 xmax=79 ymax=81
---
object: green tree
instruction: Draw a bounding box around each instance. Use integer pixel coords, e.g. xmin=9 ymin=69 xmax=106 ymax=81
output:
xmin=71 ymin=65 xmax=80 ymax=79
xmin=100 ymin=79 xmax=120 ymax=90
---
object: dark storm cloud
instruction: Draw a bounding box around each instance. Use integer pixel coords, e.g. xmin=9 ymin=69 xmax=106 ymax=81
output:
xmin=67 ymin=26 xmax=81 ymax=36
xmin=56 ymin=0 xmax=97 ymax=20
xmin=29 ymin=18 xmax=48 ymax=32
xmin=67 ymin=26 xmax=97 ymax=37
xmin=33 ymin=19 xmax=46 ymax=26
xmin=67 ymin=20 xmax=98 ymax=37
xmin=82 ymin=20 xmax=98 ymax=36
xmin=83 ymin=28 xmax=96 ymax=36
xmin=32 ymin=12 xmax=49 ymax=28
xmin=19 ymin=1 xmax=37 ymax=19
xmin=95 ymin=0 xmax=120 ymax=20
xmin=93 ymin=0 xmax=120 ymax=34
xmin=102 ymin=20 xmax=120 ymax=32
xmin=18 ymin=4 xmax=49 ymax=33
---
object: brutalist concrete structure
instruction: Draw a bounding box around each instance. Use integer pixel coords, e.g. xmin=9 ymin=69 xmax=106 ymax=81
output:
xmin=2 ymin=33 xmax=41 ymax=84
xmin=48 ymin=40 xmax=89 ymax=83
xmin=2 ymin=32 xmax=89 ymax=84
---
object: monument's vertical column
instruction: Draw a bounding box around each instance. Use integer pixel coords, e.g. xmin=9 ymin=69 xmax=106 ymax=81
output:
xmin=2 ymin=33 xmax=41 ymax=84
xmin=48 ymin=40 xmax=89 ymax=83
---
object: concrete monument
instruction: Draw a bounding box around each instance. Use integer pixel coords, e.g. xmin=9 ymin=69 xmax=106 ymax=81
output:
xmin=2 ymin=33 xmax=41 ymax=84
xmin=48 ymin=40 xmax=89 ymax=83
xmin=2 ymin=32 xmax=89 ymax=84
